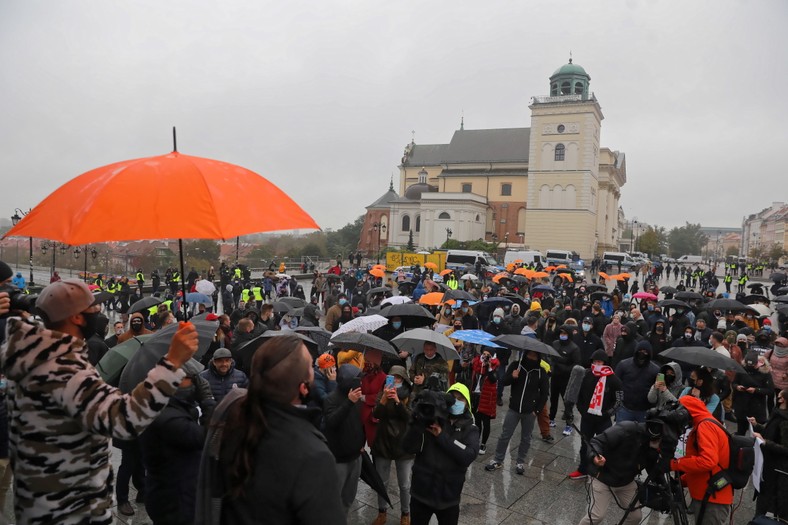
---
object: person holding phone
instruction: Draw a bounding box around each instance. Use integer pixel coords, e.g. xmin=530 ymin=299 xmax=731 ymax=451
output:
xmin=647 ymin=362 xmax=683 ymax=410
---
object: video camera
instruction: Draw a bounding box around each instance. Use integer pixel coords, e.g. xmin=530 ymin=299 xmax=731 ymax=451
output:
xmin=423 ymin=372 xmax=448 ymax=393
xmin=412 ymin=389 xmax=453 ymax=427
xmin=645 ymin=401 xmax=690 ymax=458
xmin=0 ymin=284 xmax=37 ymax=318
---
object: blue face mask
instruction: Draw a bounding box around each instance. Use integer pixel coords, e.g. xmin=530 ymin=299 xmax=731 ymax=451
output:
xmin=339 ymin=299 xmax=348 ymax=306
xmin=392 ymin=321 xmax=402 ymax=330
xmin=647 ymin=305 xmax=654 ymax=311
xmin=559 ymin=334 xmax=569 ymax=341
xmin=764 ymin=326 xmax=772 ymax=333
xmin=493 ymin=317 xmax=502 ymax=325
xmin=582 ymin=323 xmax=592 ymax=332
xmin=449 ymin=399 xmax=465 ymax=415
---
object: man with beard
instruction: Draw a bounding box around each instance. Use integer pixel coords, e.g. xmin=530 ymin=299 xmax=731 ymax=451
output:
xmin=105 ymin=320 xmax=125 ymax=349
xmin=614 ymin=341 xmax=659 ymax=423
xmin=360 ymin=349 xmax=387 ymax=447
xmin=117 ymin=312 xmax=152 ymax=343
xmin=199 ymin=348 xmax=248 ymax=404
xmin=550 ymin=325 xmax=581 ymax=435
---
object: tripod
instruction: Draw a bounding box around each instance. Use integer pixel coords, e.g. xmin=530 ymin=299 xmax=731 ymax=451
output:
xmin=617 ymin=466 xmax=689 ymax=525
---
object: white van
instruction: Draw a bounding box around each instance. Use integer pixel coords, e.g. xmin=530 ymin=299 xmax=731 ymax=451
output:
xmin=603 ymin=251 xmax=637 ymax=269
xmin=503 ymin=250 xmax=546 ymax=267
xmin=544 ymin=249 xmax=573 ymax=266
xmin=445 ymin=250 xmax=501 ymax=273
xmin=677 ymin=255 xmax=703 ymax=264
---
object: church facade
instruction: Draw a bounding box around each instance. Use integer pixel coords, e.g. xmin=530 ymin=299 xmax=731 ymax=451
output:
xmin=357 ymin=59 xmax=627 ymax=261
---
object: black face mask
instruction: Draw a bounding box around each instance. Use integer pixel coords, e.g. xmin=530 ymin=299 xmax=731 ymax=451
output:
xmin=79 ymin=311 xmax=101 ymax=340
xmin=687 ymin=377 xmax=696 ymax=388
xmin=130 ymin=321 xmax=144 ymax=333
xmin=634 ymin=352 xmax=649 ymax=366
xmin=173 ymin=385 xmax=196 ymax=403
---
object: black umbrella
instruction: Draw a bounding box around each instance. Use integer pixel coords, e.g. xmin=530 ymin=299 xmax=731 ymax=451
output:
xmin=367 ymin=286 xmax=393 ymax=297
xmin=590 ymin=291 xmax=612 ymax=301
xmin=660 ymin=286 xmax=678 ymax=294
xmin=741 ymin=294 xmax=770 ymax=305
xmin=769 ymin=272 xmax=787 ymax=283
xmin=778 ymin=286 xmax=788 ymax=295
xmin=128 ymin=295 xmax=163 ymax=315
xmin=324 ymin=273 xmax=342 ymax=281
xmin=118 ymin=319 xmax=218 ymax=393
xmin=491 ymin=334 xmax=560 ymax=357
xmin=272 ymin=301 xmax=294 ymax=314
xmin=659 ymin=299 xmax=691 ymax=309
xmin=776 ymin=304 xmax=788 ymax=316
xmin=294 ymin=326 xmax=332 ymax=354
xmin=381 ymin=303 xmax=436 ymax=328
xmin=397 ymin=281 xmax=416 ymax=295
xmin=704 ymin=298 xmax=749 ymax=311
xmin=279 ymin=296 xmax=306 ymax=308
xmin=675 ymin=291 xmax=703 ymax=301
xmin=585 ymin=284 xmax=607 ymax=292
xmin=442 ymin=289 xmax=476 ymax=302
xmin=746 ymin=283 xmax=765 ymax=290
xmin=660 ymin=346 xmax=745 ymax=373
xmin=360 ymin=450 xmax=392 ymax=508
xmin=329 ymin=332 xmax=398 ymax=355
xmin=502 ymin=294 xmax=528 ymax=312
xmin=531 ymin=284 xmax=555 ymax=293
xmin=774 ymin=295 xmax=788 ymax=304
xmin=511 ymin=275 xmax=528 ymax=285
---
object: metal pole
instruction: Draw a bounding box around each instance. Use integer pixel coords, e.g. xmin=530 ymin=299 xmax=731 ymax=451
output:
xmin=28 ymin=237 xmax=34 ymax=286
xmin=236 ymin=236 xmax=240 ymax=265
xmin=84 ymin=248 xmax=88 ymax=283
xmin=51 ymin=246 xmax=56 ymax=279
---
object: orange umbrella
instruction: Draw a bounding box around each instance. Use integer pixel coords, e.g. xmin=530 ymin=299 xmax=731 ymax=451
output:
xmin=514 ymin=267 xmax=533 ymax=278
xmin=556 ymin=264 xmax=568 ymax=269
xmin=418 ymin=292 xmax=445 ymax=306
xmin=4 ymin=150 xmax=318 ymax=245
xmin=619 ymin=272 xmax=632 ymax=279
xmin=531 ymin=271 xmax=549 ymax=279
xmin=492 ymin=272 xmax=511 ymax=284
xmin=372 ymin=264 xmax=386 ymax=269
xmin=512 ymin=259 xmax=523 ymax=264
xmin=608 ymin=274 xmax=626 ymax=281
xmin=544 ymin=265 xmax=557 ymax=272
xmin=558 ymin=273 xmax=574 ymax=282
xmin=440 ymin=269 xmax=454 ymax=276
xmin=598 ymin=271 xmax=611 ymax=281
xmin=506 ymin=263 xmax=516 ymax=272
xmin=369 ymin=268 xmax=386 ymax=278
xmin=424 ymin=262 xmax=438 ymax=270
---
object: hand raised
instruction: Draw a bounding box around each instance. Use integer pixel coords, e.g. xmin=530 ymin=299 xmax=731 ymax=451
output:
xmin=166 ymin=322 xmax=199 ymax=368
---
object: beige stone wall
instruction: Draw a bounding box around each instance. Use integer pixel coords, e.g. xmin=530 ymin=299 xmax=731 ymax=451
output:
xmin=523 ymin=209 xmax=597 ymax=259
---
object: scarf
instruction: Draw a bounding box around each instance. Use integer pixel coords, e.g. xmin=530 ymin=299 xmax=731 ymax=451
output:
xmin=588 ymin=365 xmax=614 ymax=416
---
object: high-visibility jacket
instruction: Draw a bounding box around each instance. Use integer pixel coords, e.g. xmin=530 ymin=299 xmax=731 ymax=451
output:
xmin=136 ymin=271 xmax=144 ymax=283
xmin=724 ymin=275 xmax=732 ymax=284
xmin=252 ymin=287 xmax=263 ymax=301
xmin=95 ymin=278 xmax=104 ymax=290
xmin=234 ymin=268 xmax=242 ymax=279
xmin=171 ymin=272 xmax=181 ymax=283
xmin=738 ymin=275 xmax=748 ymax=285
xmin=241 ymin=289 xmax=251 ymax=302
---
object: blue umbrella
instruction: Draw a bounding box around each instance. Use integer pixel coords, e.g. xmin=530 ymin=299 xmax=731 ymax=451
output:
xmin=186 ymin=292 xmax=212 ymax=305
xmin=447 ymin=329 xmax=503 ymax=348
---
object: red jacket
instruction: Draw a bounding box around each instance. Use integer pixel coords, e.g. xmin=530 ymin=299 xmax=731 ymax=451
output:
xmin=471 ymin=355 xmax=500 ymax=418
xmin=670 ymin=396 xmax=733 ymax=504
xmin=360 ymin=369 xmax=386 ymax=446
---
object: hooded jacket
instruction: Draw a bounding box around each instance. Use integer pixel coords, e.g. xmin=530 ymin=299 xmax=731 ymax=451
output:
xmin=670 ymin=396 xmax=732 ymax=504
xmin=322 ymin=365 xmax=365 ymax=462
xmin=614 ymin=341 xmax=659 ymax=412
xmin=646 ymin=362 xmax=684 ymax=409
xmin=503 ymin=356 xmax=549 ymax=414
xmin=0 ymin=317 xmax=185 ymax=525
xmin=588 ymin=421 xmax=654 ymax=487
xmin=612 ymin=321 xmax=641 ymax=367
xmin=550 ymin=335 xmax=581 ymax=377
xmin=577 ymin=350 xmax=623 ymax=418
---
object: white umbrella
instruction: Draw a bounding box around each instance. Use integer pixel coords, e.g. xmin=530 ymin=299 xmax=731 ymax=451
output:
xmin=333 ymin=314 xmax=389 ymax=336
xmin=381 ymin=296 xmax=412 ymax=306
xmin=391 ymin=328 xmax=461 ymax=360
xmin=194 ymin=279 xmax=216 ymax=295
xmin=748 ymin=303 xmax=772 ymax=317
xmin=460 ymin=274 xmax=478 ymax=281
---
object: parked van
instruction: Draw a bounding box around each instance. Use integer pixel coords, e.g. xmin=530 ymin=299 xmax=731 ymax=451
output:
xmin=603 ymin=251 xmax=637 ymax=269
xmin=545 ymin=249 xmax=573 ymax=266
xmin=503 ymin=250 xmax=546 ymax=267
xmin=445 ymin=250 xmax=501 ymax=273
xmin=677 ymin=255 xmax=703 ymax=264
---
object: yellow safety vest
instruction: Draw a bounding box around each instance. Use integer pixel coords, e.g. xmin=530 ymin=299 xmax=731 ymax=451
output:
xmin=252 ymin=287 xmax=263 ymax=301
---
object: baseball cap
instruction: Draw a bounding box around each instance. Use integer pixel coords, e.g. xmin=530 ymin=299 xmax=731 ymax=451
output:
xmin=36 ymin=278 xmax=101 ymax=324
xmin=213 ymin=348 xmax=233 ymax=359
xmin=317 ymin=353 xmax=336 ymax=369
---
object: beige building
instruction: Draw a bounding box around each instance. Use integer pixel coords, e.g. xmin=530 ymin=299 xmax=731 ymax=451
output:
xmin=358 ymin=59 xmax=627 ymax=260
xmin=741 ymin=202 xmax=788 ymax=262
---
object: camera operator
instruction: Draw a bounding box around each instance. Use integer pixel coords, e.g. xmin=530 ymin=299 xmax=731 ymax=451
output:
xmin=578 ymin=417 xmax=663 ymax=524
xmin=410 ymin=341 xmax=449 ymax=396
xmin=402 ymin=383 xmax=479 ymax=525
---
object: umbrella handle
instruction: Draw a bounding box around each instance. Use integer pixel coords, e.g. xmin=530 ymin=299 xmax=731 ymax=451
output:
xmin=179 ymin=238 xmax=188 ymax=321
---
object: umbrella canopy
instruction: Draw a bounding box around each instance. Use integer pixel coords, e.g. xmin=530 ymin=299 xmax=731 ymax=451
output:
xmin=382 ymin=303 xmax=436 ymax=328
xmin=632 ymin=292 xmax=658 ymax=301
xmin=391 ymin=328 xmax=460 ymax=361
xmin=747 ymin=303 xmax=772 ymax=317
xmin=324 ymin=273 xmax=342 ymax=281
xmin=442 ymin=289 xmax=476 ymax=302
xmin=418 ymin=292 xmax=446 ymax=306
xmin=741 ymin=295 xmax=769 ymax=306
xmin=96 ymin=334 xmax=154 ymax=386
xmin=491 ymin=334 xmax=560 ymax=357
xmin=279 ymin=296 xmax=307 ymax=308
xmin=397 ymin=281 xmax=416 ymax=295
xmin=271 ymin=301 xmax=295 ymax=314
xmin=514 ymin=268 xmax=533 ymax=278
xmin=660 ymin=346 xmax=745 ymax=373
xmin=186 ymin=292 xmax=213 ymax=305
xmin=531 ymin=284 xmax=555 ymax=293
xmin=659 ymin=299 xmax=691 ymax=309
xmin=584 ymin=284 xmax=607 ymax=292
xmin=381 ymin=295 xmax=412 ymax=306
xmin=769 ymin=272 xmax=787 ymax=283
xmin=530 ymin=271 xmax=549 ymax=279
xmin=778 ymin=286 xmax=788 ymax=295
xmin=423 ymin=262 xmax=438 ymax=270
xmin=447 ymin=329 xmax=503 ymax=348
xmin=369 ymin=268 xmax=386 ymax=278
xmin=128 ymin=296 xmax=163 ymax=315
xmin=330 ymin=332 xmax=398 ymax=355
xmin=590 ymin=291 xmax=612 ymax=301
xmin=774 ymin=295 xmax=788 ymax=304
xmin=118 ymin=319 xmax=218 ymax=392
xmin=660 ymin=286 xmax=678 ymax=294
xmin=360 ymin=450 xmax=392 ymax=508
xmin=294 ymin=326 xmax=333 ymax=354
xmin=460 ymin=273 xmax=478 ymax=281
xmin=3 ymin=150 xmax=318 ymax=244
xmin=598 ymin=271 xmax=611 ymax=281
xmin=776 ymin=304 xmax=788 ymax=316
xmin=367 ymin=286 xmax=393 ymax=297
xmin=675 ymin=291 xmax=703 ymax=301
xmin=194 ymin=279 xmax=216 ymax=295
xmin=372 ymin=264 xmax=387 ymax=270
xmin=333 ymin=314 xmax=390 ymax=336
xmin=704 ymin=298 xmax=749 ymax=311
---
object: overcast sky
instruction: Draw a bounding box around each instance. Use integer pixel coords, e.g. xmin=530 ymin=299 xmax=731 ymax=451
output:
xmin=1 ymin=0 xmax=786 ymax=234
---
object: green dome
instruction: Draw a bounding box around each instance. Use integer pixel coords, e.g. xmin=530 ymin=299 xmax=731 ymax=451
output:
xmin=550 ymin=60 xmax=589 ymax=79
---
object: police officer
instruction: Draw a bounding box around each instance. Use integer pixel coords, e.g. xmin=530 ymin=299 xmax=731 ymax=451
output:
xmin=135 ymin=269 xmax=145 ymax=296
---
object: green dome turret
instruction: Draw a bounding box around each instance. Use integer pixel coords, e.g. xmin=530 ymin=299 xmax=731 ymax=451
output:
xmin=549 ymin=57 xmax=591 ymax=98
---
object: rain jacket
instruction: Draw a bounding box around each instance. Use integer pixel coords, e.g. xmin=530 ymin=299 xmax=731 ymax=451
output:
xmin=670 ymin=396 xmax=732 ymax=505
xmin=323 ymin=365 xmax=365 ymax=463
xmin=503 ymin=356 xmax=549 ymax=414
xmin=371 ymin=384 xmax=415 ymax=461
xmin=0 ymin=317 xmax=185 ymax=525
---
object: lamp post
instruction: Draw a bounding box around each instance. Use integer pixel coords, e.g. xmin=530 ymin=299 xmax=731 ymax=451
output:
xmin=445 ymin=228 xmax=452 ymax=248
xmin=504 ymin=232 xmax=509 ymax=252
xmin=631 ymin=219 xmax=638 ymax=252
xmin=11 ymin=209 xmax=34 ymax=287
xmin=40 ymin=241 xmax=70 ymax=280
xmin=73 ymin=246 xmax=99 ymax=283
xmin=372 ymin=222 xmax=387 ymax=264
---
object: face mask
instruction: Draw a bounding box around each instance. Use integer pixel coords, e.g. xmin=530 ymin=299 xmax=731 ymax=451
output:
xmin=392 ymin=321 xmax=402 ymax=330
xmin=676 ymin=309 xmax=684 ymax=315
xmin=453 ymin=325 xmax=462 ymax=331
xmin=656 ymin=325 xmax=664 ymax=333
xmin=684 ymin=333 xmax=693 ymax=340
xmin=634 ymin=352 xmax=648 ymax=365
xmin=449 ymin=399 xmax=466 ymax=416
xmin=79 ymin=311 xmax=101 ymax=340
xmin=444 ymin=309 xmax=451 ymax=316
xmin=687 ymin=377 xmax=696 ymax=388
xmin=559 ymin=334 xmax=569 ymax=341
xmin=339 ymin=299 xmax=348 ymax=306
xmin=173 ymin=385 xmax=196 ymax=402
xmin=461 ymin=307 xmax=468 ymax=313
xmin=647 ymin=305 xmax=654 ymax=311
xmin=493 ymin=317 xmax=502 ymax=325
xmin=764 ymin=326 xmax=771 ymax=333
xmin=582 ymin=323 xmax=592 ymax=332
xmin=131 ymin=320 xmax=144 ymax=332
xmin=665 ymin=374 xmax=675 ymax=385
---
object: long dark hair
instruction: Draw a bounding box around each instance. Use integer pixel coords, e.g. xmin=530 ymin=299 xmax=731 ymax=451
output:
xmin=225 ymin=335 xmax=310 ymax=498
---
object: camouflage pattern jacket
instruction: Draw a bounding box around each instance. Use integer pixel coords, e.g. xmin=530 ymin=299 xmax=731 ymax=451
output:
xmin=0 ymin=317 xmax=185 ymax=525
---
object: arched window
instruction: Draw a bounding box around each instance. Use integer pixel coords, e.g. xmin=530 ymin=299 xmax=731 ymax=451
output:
xmin=551 ymin=82 xmax=558 ymax=96
xmin=555 ymin=143 xmax=565 ymax=161
xmin=540 ymin=185 xmax=551 ymax=207
xmin=415 ymin=215 xmax=421 ymax=232
xmin=574 ymin=82 xmax=584 ymax=95
xmin=401 ymin=215 xmax=410 ymax=232
xmin=438 ymin=212 xmax=451 ymax=220
xmin=561 ymin=81 xmax=570 ymax=95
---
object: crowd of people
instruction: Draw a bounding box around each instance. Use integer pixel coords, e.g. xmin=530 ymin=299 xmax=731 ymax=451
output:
xmin=0 ymin=254 xmax=787 ymax=524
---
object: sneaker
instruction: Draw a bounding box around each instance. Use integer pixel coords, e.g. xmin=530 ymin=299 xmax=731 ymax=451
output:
xmin=563 ymin=425 xmax=573 ymax=436
xmin=479 ymin=443 xmax=486 ymax=455
xmin=541 ymin=434 xmax=555 ymax=443
xmin=485 ymin=461 xmax=503 ymax=471
xmin=372 ymin=511 xmax=387 ymax=525
xmin=401 ymin=515 xmax=410 ymax=525
xmin=568 ymin=470 xmax=588 ymax=480
xmin=549 ymin=420 xmax=556 ymax=428
xmin=515 ymin=463 xmax=525 ymax=475
xmin=117 ymin=501 xmax=134 ymax=516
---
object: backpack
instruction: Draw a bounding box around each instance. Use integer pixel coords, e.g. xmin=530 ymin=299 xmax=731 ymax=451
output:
xmin=695 ymin=417 xmax=755 ymax=490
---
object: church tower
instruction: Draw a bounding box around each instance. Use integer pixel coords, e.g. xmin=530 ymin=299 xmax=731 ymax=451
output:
xmin=523 ymin=58 xmax=604 ymax=259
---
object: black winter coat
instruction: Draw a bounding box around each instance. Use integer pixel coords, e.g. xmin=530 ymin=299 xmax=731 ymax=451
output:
xmin=371 ymin=390 xmax=415 ymax=460
xmin=574 ymin=331 xmax=604 ymax=367
xmin=615 ymin=357 xmax=659 ymax=412
xmin=754 ymin=408 xmax=788 ymax=518
xmin=550 ymin=339 xmax=581 ymax=377
xmin=140 ymin=396 xmax=206 ymax=525
xmin=588 ymin=421 xmax=655 ymax=487
xmin=199 ymin=363 xmax=249 ymax=403
xmin=402 ymin=413 xmax=479 ymax=510
xmin=732 ymin=368 xmax=774 ymax=420
xmin=576 ymin=370 xmax=622 ymax=418
xmin=504 ymin=359 xmax=549 ymax=414
xmin=323 ymin=390 xmax=365 ymax=463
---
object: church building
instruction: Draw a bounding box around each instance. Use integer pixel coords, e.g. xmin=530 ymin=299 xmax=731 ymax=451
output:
xmin=357 ymin=59 xmax=627 ymax=260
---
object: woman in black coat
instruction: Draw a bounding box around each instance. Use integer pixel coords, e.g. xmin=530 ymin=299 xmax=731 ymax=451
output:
xmin=733 ymin=351 xmax=775 ymax=435
xmin=751 ymin=388 xmax=788 ymax=520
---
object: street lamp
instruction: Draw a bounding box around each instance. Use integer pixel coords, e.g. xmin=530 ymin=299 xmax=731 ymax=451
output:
xmin=445 ymin=228 xmax=453 ymax=247
xmin=504 ymin=232 xmax=509 ymax=252
xmin=73 ymin=246 xmax=99 ymax=283
xmin=632 ymin=219 xmax=638 ymax=252
xmin=11 ymin=209 xmax=34 ymax=287
xmin=372 ymin=222 xmax=387 ymax=264
xmin=40 ymin=241 xmax=70 ymax=280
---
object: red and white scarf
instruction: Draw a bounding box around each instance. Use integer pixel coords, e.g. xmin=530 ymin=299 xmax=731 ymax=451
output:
xmin=588 ymin=365 xmax=614 ymax=416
